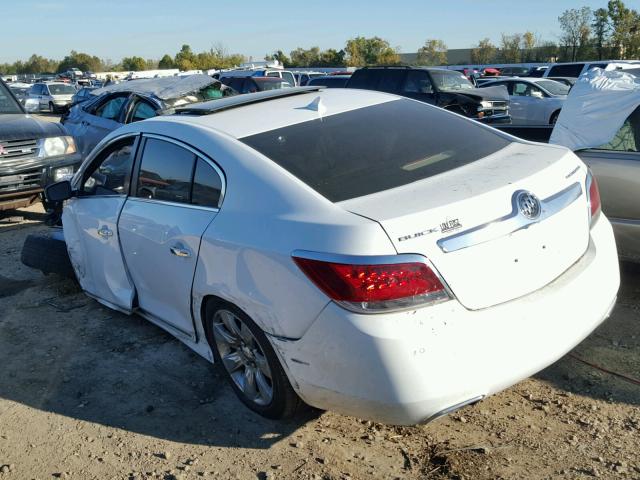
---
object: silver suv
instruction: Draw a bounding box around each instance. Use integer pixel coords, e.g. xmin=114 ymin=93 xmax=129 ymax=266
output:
xmin=26 ymin=82 xmax=77 ymax=113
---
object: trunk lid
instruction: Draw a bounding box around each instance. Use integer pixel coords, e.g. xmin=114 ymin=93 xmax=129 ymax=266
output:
xmin=340 ymin=142 xmax=590 ymax=310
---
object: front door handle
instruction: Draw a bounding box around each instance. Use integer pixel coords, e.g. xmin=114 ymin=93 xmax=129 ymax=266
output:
xmin=170 ymin=244 xmax=191 ymax=258
xmin=97 ymin=226 xmax=113 ymax=238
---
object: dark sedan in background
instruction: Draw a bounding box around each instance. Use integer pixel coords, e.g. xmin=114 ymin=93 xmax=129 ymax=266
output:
xmin=307 ymin=75 xmax=351 ymax=88
xmin=0 ymin=78 xmax=81 ymax=210
xmin=62 ymin=74 xmax=234 ymax=158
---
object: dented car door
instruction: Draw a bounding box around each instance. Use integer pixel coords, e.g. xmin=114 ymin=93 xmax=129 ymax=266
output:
xmin=62 ymin=135 xmax=138 ymax=311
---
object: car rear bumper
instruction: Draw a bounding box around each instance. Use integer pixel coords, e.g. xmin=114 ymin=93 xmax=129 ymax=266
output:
xmin=270 ymin=215 xmax=619 ymax=424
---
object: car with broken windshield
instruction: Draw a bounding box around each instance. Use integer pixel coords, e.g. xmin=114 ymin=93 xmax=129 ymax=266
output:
xmin=40 ymin=87 xmax=618 ymax=425
xmin=62 ymin=74 xmax=234 ymax=158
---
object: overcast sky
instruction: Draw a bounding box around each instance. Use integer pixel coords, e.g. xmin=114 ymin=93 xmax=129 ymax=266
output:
xmin=2 ymin=0 xmax=617 ymax=63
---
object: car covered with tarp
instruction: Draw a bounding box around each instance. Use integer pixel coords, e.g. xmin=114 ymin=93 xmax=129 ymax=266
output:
xmin=550 ymin=67 xmax=640 ymax=262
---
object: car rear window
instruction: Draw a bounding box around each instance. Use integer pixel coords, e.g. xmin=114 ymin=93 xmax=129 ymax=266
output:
xmin=547 ymin=64 xmax=584 ymax=77
xmin=240 ymin=98 xmax=512 ymax=202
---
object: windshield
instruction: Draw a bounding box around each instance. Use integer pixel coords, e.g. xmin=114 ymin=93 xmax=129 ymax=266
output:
xmin=536 ymin=80 xmax=570 ymax=96
xmin=430 ymin=70 xmax=474 ymax=91
xmin=240 ymin=98 xmax=510 ymax=202
xmin=163 ymin=83 xmax=236 ymax=108
xmin=0 ymin=82 xmax=23 ymax=114
xmin=48 ymin=84 xmax=77 ymax=95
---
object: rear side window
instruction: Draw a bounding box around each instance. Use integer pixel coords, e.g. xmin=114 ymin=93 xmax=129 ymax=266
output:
xmin=347 ymin=70 xmax=379 ymax=89
xmin=136 ymin=138 xmax=196 ymax=204
xmin=548 ymin=64 xmax=584 ymax=77
xmin=192 ymin=158 xmax=223 ymax=208
xmin=241 ymin=98 xmax=511 ymax=202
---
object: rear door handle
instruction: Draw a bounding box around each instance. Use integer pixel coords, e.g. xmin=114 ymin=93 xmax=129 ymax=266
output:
xmin=97 ymin=226 xmax=113 ymax=238
xmin=170 ymin=244 xmax=191 ymax=258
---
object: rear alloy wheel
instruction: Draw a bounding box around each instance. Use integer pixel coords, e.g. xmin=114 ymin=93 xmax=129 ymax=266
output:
xmin=48 ymin=102 xmax=55 ymax=114
xmin=206 ymin=303 xmax=301 ymax=419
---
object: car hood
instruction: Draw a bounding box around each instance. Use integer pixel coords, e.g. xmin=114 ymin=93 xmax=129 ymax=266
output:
xmin=455 ymin=85 xmax=509 ymax=102
xmin=0 ymin=114 xmax=66 ymax=141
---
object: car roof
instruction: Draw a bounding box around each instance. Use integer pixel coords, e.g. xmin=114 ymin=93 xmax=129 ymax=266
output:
xmin=91 ymin=74 xmax=219 ymax=100
xmin=145 ymin=87 xmax=399 ymax=139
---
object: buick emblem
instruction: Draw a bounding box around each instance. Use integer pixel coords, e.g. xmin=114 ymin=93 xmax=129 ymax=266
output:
xmin=516 ymin=191 xmax=541 ymax=220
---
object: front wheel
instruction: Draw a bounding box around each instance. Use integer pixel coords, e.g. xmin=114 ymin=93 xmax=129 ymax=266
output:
xmin=48 ymin=102 xmax=55 ymax=114
xmin=205 ymin=302 xmax=302 ymax=419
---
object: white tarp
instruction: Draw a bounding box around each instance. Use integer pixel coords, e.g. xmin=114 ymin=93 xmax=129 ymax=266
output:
xmin=550 ymin=68 xmax=640 ymax=151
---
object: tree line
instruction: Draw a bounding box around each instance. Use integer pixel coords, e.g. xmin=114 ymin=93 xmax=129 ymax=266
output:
xmin=1 ymin=0 xmax=638 ymax=75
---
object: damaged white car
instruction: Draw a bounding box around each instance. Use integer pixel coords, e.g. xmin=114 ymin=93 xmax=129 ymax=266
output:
xmin=39 ymin=87 xmax=619 ymax=424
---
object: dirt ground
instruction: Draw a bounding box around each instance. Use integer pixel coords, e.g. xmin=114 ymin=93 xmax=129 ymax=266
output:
xmin=0 ymin=204 xmax=638 ymax=480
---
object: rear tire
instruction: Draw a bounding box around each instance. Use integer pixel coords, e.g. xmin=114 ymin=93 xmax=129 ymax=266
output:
xmin=21 ymin=233 xmax=75 ymax=279
xmin=204 ymin=301 xmax=302 ymax=419
xmin=48 ymin=102 xmax=55 ymax=114
xmin=550 ymin=110 xmax=560 ymax=125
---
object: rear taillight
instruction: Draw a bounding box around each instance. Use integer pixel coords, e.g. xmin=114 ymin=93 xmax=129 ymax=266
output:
xmin=293 ymin=254 xmax=450 ymax=313
xmin=586 ymin=171 xmax=601 ymax=225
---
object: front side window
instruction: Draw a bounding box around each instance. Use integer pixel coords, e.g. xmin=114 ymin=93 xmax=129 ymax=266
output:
xmin=402 ymin=70 xmax=434 ymax=94
xmin=82 ymin=137 xmax=135 ymax=196
xmin=136 ymin=138 xmax=195 ymax=204
xmin=240 ymin=98 xmax=511 ymax=202
xmin=0 ymin=82 xmax=23 ymax=114
xmin=596 ymin=106 xmax=640 ymax=152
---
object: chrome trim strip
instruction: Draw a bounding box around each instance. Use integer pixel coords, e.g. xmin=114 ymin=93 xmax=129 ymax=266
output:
xmin=126 ymin=196 xmax=220 ymax=213
xmin=438 ymin=182 xmax=583 ymax=254
xmin=422 ymin=395 xmax=485 ymax=424
xmin=136 ymin=309 xmax=196 ymax=342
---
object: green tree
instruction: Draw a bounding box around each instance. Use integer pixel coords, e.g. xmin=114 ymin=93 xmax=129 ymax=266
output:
xmin=558 ymin=7 xmax=592 ymax=61
xmin=290 ymin=47 xmax=321 ymax=67
xmin=470 ymin=38 xmax=497 ymax=64
xmin=536 ymin=41 xmax=560 ymax=62
xmin=57 ymin=50 xmax=103 ymax=73
xmin=344 ymin=36 xmax=399 ymax=66
xmin=522 ymin=32 xmax=538 ymax=62
xmin=592 ymin=8 xmax=611 ymax=60
xmin=608 ymin=0 xmax=640 ymax=59
xmin=317 ymin=49 xmax=345 ymax=67
xmin=158 ymin=54 xmax=175 ymax=69
xmin=174 ymin=44 xmax=197 ymax=71
xmin=416 ymin=39 xmax=447 ymax=66
xmin=500 ymin=34 xmax=522 ymax=63
xmin=121 ymin=56 xmax=147 ymax=71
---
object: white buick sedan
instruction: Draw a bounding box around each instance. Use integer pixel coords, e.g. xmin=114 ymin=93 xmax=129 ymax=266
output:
xmin=45 ymin=87 xmax=619 ymax=425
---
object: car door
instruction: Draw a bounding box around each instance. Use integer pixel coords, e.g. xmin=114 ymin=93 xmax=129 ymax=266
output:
xmin=400 ymin=70 xmax=436 ymax=105
xmin=577 ymin=107 xmax=640 ymax=257
xmin=40 ymin=85 xmax=51 ymax=109
xmin=77 ymin=93 xmax=130 ymax=158
xmin=118 ymin=135 xmax=224 ymax=338
xmin=62 ymin=135 xmax=139 ymax=312
xmin=510 ymin=82 xmax=546 ymax=125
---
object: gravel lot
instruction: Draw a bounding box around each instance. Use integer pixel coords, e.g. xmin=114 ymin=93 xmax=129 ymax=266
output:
xmin=0 ymin=204 xmax=638 ymax=480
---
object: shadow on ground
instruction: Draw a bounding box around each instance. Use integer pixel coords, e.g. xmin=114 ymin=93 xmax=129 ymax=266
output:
xmin=535 ymin=261 xmax=640 ymax=406
xmin=0 ymin=275 xmax=318 ymax=449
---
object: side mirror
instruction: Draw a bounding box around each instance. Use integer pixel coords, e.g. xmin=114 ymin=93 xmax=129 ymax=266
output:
xmin=45 ymin=180 xmax=73 ymax=202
